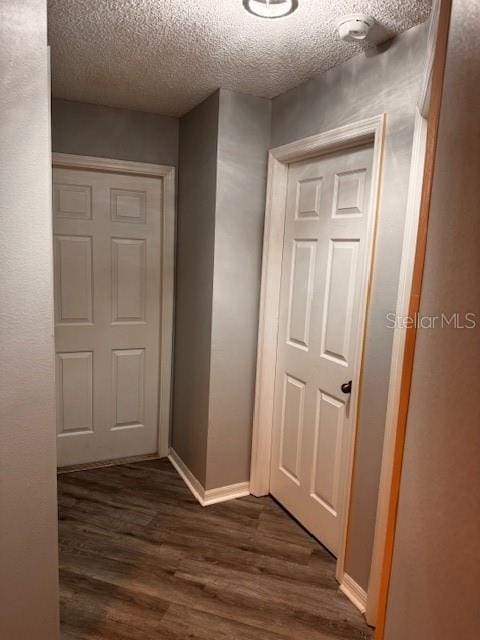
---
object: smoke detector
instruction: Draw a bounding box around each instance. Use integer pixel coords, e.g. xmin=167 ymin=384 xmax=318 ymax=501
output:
xmin=336 ymin=14 xmax=375 ymax=42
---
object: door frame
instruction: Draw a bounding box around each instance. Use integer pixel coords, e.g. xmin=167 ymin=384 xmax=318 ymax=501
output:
xmin=52 ymin=153 xmax=176 ymax=458
xmin=373 ymin=0 xmax=451 ymax=635
xmin=249 ymin=115 xmax=386 ymax=589
xmin=363 ymin=108 xmax=428 ymax=625
xmin=366 ymin=0 xmax=444 ymax=627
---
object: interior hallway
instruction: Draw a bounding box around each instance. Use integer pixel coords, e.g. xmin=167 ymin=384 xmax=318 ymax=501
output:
xmin=58 ymin=460 xmax=372 ymax=640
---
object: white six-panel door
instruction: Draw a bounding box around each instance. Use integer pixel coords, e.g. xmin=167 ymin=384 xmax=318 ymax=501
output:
xmin=53 ymin=167 xmax=163 ymax=467
xmin=270 ymin=144 xmax=374 ymax=555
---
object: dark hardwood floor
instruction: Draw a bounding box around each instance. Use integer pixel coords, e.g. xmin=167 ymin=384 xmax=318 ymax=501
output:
xmin=58 ymin=459 xmax=372 ymax=640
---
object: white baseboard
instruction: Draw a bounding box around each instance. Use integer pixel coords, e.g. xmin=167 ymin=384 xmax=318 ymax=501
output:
xmin=168 ymin=448 xmax=206 ymax=505
xmin=340 ymin=573 xmax=367 ymax=614
xmin=203 ymin=481 xmax=250 ymax=506
xmin=168 ymin=448 xmax=250 ymax=507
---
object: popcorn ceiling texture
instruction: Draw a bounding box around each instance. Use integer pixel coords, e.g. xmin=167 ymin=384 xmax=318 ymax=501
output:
xmin=48 ymin=0 xmax=431 ymax=117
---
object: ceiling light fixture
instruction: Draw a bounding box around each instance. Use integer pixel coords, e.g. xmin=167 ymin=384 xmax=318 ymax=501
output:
xmin=243 ymin=0 xmax=298 ymax=19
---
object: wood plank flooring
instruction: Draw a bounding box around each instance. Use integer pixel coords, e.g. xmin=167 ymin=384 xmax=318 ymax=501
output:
xmin=58 ymin=459 xmax=372 ymax=640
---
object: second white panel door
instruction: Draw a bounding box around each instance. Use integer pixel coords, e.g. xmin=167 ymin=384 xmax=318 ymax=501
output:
xmin=53 ymin=167 xmax=163 ymax=467
xmin=270 ymin=144 xmax=374 ymax=555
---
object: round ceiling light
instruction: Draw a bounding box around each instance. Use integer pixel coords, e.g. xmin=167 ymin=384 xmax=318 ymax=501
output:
xmin=243 ymin=0 xmax=298 ymax=19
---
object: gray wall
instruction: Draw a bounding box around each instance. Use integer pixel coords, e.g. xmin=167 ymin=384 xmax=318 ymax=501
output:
xmin=271 ymin=23 xmax=428 ymax=590
xmin=172 ymin=91 xmax=219 ymax=485
xmin=171 ymin=89 xmax=270 ymax=490
xmin=52 ymin=98 xmax=179 ymax=166
xmin=206 ymin=90 xmax=271 ymax=489
xmin=385 ymin=2 xmax=480 ymax=637
xmin=0 ymin=1 xmax=60 ymax=638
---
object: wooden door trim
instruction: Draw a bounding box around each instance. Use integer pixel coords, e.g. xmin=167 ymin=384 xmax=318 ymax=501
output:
xmin=52 ymin=153 xmax=176 ymax=458
xmin=373 ymin=0 xmax=452 ymax=637
xmin=249 ymin=115 xmax=386 ymax=589
xmin=366 ymin=1 xmax=444 ymax=626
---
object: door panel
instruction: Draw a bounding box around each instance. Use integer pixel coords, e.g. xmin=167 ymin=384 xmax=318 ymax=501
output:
xmin=53 ymin=167 xmax=162 ymax=466
xmin=279 ymin=374 xmax=305 ymax=482
xmin=111 ymin=237 xmax=146 ymax=323
xmin=332 ymin=169 xmax=367 ymax=217
xmin=112 ymin=348 xmax=145 ymax=430
xmin=54 ymin=235 xmax=93 ymax=325
xmin=320 ymin=239 xmax=359 ymax=365
xmin=270 ymin=144 xmax=374 ymax=556
xmin=287 ymin=240 xmax=317 ymax=349
xmin=311 ymin=390 xmax=345 ymax=516
xmin=56 ymin=351 xmax=93 ymax=435
xmin=54 ymin=183 xmax=92 ymax=220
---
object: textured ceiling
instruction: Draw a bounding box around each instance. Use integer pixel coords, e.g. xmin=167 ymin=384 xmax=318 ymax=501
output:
xmin=48 ymin=0 xmax=431 ymax=117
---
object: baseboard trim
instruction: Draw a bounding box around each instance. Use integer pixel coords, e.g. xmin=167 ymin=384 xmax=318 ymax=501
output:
xmin=168 ymin=448 xmax=206 ymax=505
xmin=340 ymin=573 xmax=368 ymax=614
xmin=168 ymin=448 xmax=250 ymax=507
xmin=204 ymin=482 xmax=250 ymax=506
xmin=57 ymin=453 xmax=161 ymax=474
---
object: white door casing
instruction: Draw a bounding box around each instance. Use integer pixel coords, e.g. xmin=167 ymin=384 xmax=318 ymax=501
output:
xmin=52 ymin=154 xmax=175 ymax=467
xmin=250 ymin=116 xmax=385 ymax=583
xmin=270 ymin=145 xmax=374 ymax=556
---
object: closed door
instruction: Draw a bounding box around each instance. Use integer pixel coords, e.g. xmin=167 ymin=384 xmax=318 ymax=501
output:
xmin=270 ymin=144 xmax=374 ymax=555
xmin=53 ymin=167 xmax=162 ymax=467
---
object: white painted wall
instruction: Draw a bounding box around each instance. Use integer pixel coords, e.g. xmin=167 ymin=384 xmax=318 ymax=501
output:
xmin=0 ymin=1 xmax=60 ymax=638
